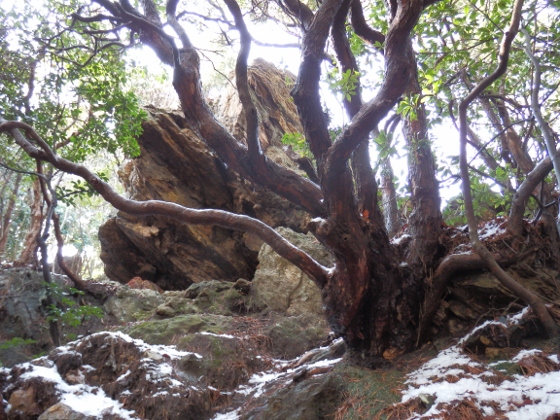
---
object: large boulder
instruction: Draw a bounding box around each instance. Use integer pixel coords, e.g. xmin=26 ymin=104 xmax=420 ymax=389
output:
xmin=251 ymin=227 xmax=333 ymax=318
xmin=99 ymin=60 xmax=311 ymax=290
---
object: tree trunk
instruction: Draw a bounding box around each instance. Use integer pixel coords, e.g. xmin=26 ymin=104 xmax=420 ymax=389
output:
xmin=0 ymin=173 xmax=22 ymax=256
xmin=14 ymin=179 xmax=42 ymax=266
xmin=381 ymin=158 xmax=401 ymax=237
xmin=402 ymin=44 xmax=442 ymax=269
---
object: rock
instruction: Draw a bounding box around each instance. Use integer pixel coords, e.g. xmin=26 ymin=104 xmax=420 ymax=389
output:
xmin=177 ymin=332 xmax=270 ymax=390
xmin=0 ymin=268 xmax=110 ymax=367
xmin=265 ymin=313 xmax=330 ymax=359
xmin=5 ymin=376 xmax=59 ymax=419
xmin=436 ymin=263 xmax=560 ymax=335
xmin=241 ymin=374 xmax=342 ymax=420
xmin=38 ymin=403 xmax=96 ymax=420
xmin=99 ymin=60 xmax=311 ymax=290
xmin=251 ymin=227 xmax=333 ymax=317
xmin=126 ymin=277 xmax=164 ymax=294
xmin=216 ymin=58 xmax=303 ymax=153
xmin=103 ymin=285 xmax=165 ymax=323
xmin=8 ymin=388 xmax=43 ymax=418
xmin=2 ymin=332 xmax=223 ymax=420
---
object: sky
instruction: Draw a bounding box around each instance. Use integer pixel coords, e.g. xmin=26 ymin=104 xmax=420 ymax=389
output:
xmin=125 ymin=11 xmax=463 ymax=204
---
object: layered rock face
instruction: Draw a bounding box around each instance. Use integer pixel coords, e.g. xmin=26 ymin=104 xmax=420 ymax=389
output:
xmin=99 ymin=60 xmax=309 ymax=289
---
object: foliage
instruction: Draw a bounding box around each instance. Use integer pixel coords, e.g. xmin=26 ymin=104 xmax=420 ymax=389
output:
xmin=43 ymin=281 xmax=104 ymax=341
xmin=0 ymin=337 xmax=37 ymax=350
xmin=281 ymin=132 xmax=313 ymax=159
xmin=1 ymin=0 xmax=560 ymax=359
xmin=327 ymin=68 xmax=361 ymax=101
xmin=0 ymin=0 xmax=148 ymax=262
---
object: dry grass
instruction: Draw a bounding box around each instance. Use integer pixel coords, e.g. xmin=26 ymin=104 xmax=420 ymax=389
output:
xmin=516 ymin=352 xmax=560 ymax=375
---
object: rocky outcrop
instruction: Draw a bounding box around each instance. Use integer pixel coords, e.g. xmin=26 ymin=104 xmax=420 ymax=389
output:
xmin=0 ymin=266 xmax=335 ymax=420
xmin=251 ymin=227 xmax=332 ymax=318
xmin=99 ymin=60 xmax=310 ymax=290
xmin=216 ymin=58 xmax=302 ymax=152
xmin=0 ymin=268 xmax=110 ymax=368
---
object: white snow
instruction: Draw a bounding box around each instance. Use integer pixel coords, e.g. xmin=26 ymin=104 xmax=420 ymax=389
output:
xmin=391 ymin=234 xmax=411 ymax=245
xmin=4 ymin=332 xmax=207 ymax=419
xmin=478 ymin=220 xmax=507 ymax=240
xmin=212 ymin=408 xmax=242 ymax=420
xmin=197 ymin=331 xmax=236 ymax=339
xmin=402 ymin=345 xmax=560 ymax=419
xmin=116 ymin=369 xmax=131 ymax=382
xmin=89 ymin=331 xmax=202 ymax=359
xmin=19 ymin=363 xmax=137 ymax=419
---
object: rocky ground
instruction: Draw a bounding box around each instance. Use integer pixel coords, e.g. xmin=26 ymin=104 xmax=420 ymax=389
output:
xmin=2 ymin=224 xmax=560 ymax=419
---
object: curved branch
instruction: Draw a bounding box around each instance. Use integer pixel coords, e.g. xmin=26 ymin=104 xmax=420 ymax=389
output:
xmin=332 ymin=0 xmax=362 ymax=116
xmin=458 ymin=0 xmax=559 ymax=337
xmin=324 ymin=0 xmax=424 ymax=205
xmin=292 ymin=0 xmax=344 ymax=175
xmin=278 ymin=0 xmax=315 ymax=30
xmin=522 ymin=29 xmax=560 ymax=235
xmin=331 ymin=0 xmax=380 ymax=223
xmin=508 ymin=154 xmax=554 ymax=236
xmin=223 ymin=0 xmax=263 ymax=162
xmin=418 ymin=249 xmax=536 ymax=343
xmin=166 ymin=0 xmax=193 ymax=50
xmin=350 ymin=0 xmax=385 ymax=49
xmin=0 ymin=121 xmax=331 ymax=289
xmin=91 ymin=0 xmax=325 ymax=217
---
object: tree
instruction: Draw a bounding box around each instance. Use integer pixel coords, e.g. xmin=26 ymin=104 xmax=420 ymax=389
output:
xmin=1 ymin=0 xmax=560 ymax=365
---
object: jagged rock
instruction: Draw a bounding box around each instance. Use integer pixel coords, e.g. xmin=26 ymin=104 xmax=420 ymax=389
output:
xmin=102 ymin=284 xmax=165 ymax=323
xmin=126 ymin=277 xmax=164 ymax=294
xmin=251 ymin=227 xmax=333 ymax=318
xmin=431 ymin=263 xmax=560 ymax=337
xmin=0 ymin=269 xmax=110 ymax=368
xmin=1 ymin=332 xmax=222 ymax=420
xmin=38 ymin=403 xmax=96 ymax=420
xmin=241 ymin=374 xmax=342 ymax=420
xmin=99 ymin=60 xmax=310 ymax=290
xmin=216 ymin=58 xmax=302 ymax=152
xmin=265 ymin=313 xmax=331 ymax=359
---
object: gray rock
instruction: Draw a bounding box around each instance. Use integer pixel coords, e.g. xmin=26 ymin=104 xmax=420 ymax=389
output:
xmin=99 ymin=61 xmax=311 ymax=290
xmin=103 ymin=286 xmax=165 ymax=323
xmin=251 ymin=227 xmax=333 ymax=317
xmin=38 ymin=403 xmax=97 ymax=420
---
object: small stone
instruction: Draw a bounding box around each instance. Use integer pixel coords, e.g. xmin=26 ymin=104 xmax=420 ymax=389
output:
xmin=38 ymin=403 xmax=96 ymax=420
xmin=9 ymin=388 xmax=41 ymax=417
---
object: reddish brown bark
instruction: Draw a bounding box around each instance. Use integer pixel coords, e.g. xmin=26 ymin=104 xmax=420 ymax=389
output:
xmin=0 ymin=173 xmax=22 ymax=256
xmin=401 ymin=44 xmax=441 ymax=270
xmin=14 ymin=178 xmax=42 ymax=266
xmin=7 ymin=0 xmax=557 ymax=365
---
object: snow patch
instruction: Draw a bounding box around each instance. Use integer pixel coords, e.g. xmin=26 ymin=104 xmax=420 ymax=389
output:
xmin=19 ymin=364 xmax=137 ymax=419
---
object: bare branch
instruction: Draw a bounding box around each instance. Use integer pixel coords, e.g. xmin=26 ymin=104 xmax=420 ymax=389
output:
xmin=325 ymin=0 xmax=424 ymax=207
xmin=458 ymin=0 xmax=559 ymax=337
xmin=223 ymin=0 xmax=262 ymax=162
xmin=166 ymin=0 xmax=193 ymax=49
xmin=522 ymin=29 xmax=560 ymax=235
xmin=508 ymin=154 xmax=554 ymax=236
xmin=292 ymin=0 xmax=343 ymax=175
xmin=277 ymin=0 xmax=315 ymax=30
xmin=350 ymin=0 xmax=385 ymax=50
xmin=0 ymin=120 xmax=331 ymax=288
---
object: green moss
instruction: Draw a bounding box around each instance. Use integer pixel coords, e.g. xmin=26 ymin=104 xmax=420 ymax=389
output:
xmin=333 ymin=364 xmax=405 ymax=419
xmin=491 ymin=361 xmax=523 ymax=375
xmin=131 ymin=309 xmax=155 ymax=321
xmin=122 ymin=314 xmax=231 ymax=347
